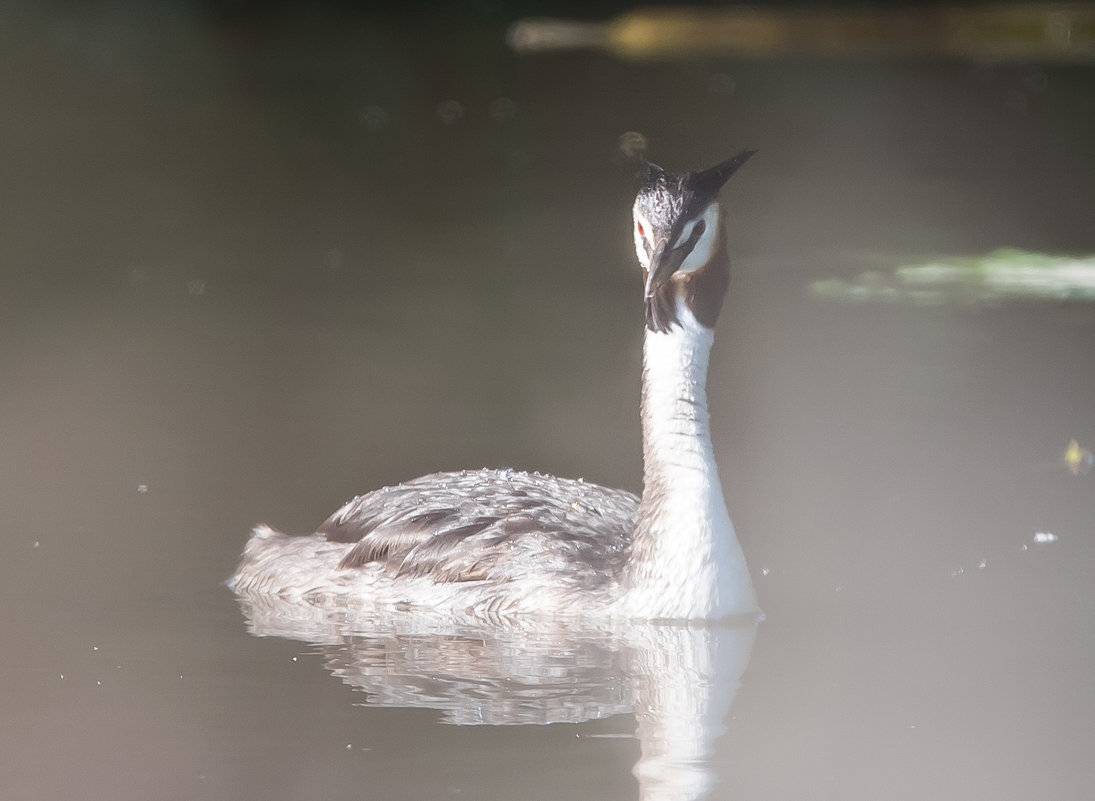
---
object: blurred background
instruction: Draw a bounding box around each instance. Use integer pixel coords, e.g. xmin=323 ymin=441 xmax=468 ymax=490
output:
xmin=1 ymin=1 xmax=1093 ymax=799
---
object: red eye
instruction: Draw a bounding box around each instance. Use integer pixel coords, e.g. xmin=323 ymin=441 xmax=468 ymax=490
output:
xmin=637 ymin=221 xmax=645 ymax=237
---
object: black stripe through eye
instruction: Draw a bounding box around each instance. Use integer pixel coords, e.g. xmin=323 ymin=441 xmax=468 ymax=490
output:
xmin=685 ymin=219 xmax=706 ymax=250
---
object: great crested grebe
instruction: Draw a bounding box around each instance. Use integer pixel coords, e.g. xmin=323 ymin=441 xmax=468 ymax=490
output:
xmin=230 ymin=151 xmax=759 ymax=620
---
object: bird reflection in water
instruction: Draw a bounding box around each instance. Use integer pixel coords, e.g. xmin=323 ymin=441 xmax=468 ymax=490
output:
xmin=236 ymin=596 xmax=755 ymax=801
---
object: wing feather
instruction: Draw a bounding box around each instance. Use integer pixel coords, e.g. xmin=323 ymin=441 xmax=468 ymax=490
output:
xmin=314 ymin=469 xmax=638 ymax=584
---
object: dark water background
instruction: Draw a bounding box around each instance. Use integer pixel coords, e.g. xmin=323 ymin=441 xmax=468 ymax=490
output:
xmin=2 ymin=3 xmax=1093 ymax=799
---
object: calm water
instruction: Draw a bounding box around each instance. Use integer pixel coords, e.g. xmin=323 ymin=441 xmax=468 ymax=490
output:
xmin=2 ymin=4 xmax=1093 ymax=800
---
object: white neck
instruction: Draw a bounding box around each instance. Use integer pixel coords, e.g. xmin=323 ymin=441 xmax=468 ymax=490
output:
xmin=623 ymin=299 xmax=757 ymax=619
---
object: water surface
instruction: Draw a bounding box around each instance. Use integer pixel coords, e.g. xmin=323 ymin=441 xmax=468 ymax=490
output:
xmin=1 ymin=4 xmax=1093 ymax=799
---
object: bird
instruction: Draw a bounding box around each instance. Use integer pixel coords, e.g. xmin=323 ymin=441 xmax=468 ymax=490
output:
xmin=230 ymin=151 xmax=759 ymax=621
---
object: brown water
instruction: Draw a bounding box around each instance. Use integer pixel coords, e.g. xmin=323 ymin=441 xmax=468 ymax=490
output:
xmin=2 ymin=4 xmax=1094 ymax=800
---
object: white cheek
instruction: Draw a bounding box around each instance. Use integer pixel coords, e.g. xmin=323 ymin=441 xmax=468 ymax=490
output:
xmin=676 ymin=203 xmax=720 ymax=274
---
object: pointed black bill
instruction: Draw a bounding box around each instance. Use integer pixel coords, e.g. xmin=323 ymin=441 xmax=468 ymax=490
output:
xmin=643 ymin=218 xmax=707 ymax=299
